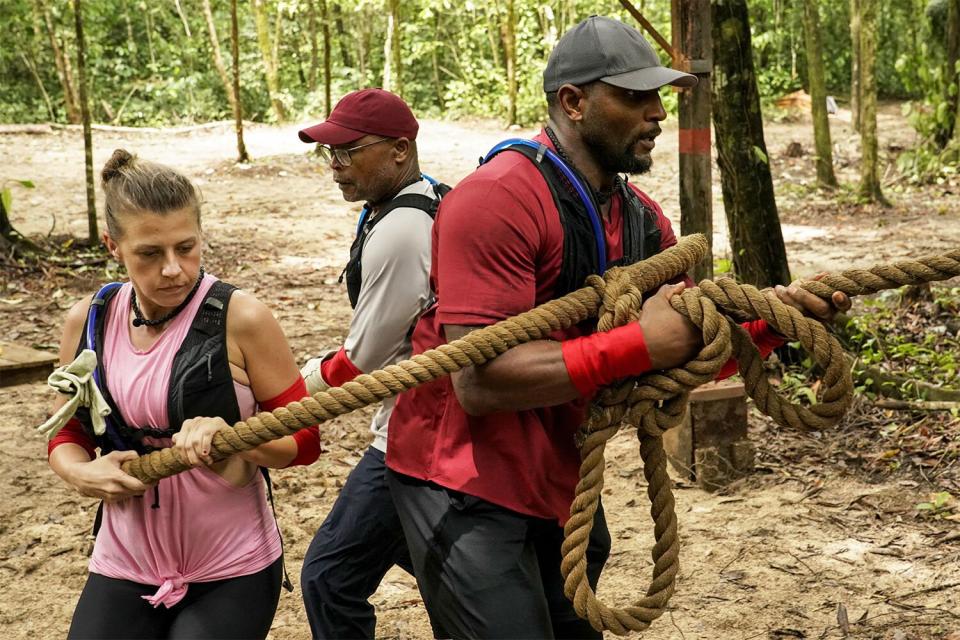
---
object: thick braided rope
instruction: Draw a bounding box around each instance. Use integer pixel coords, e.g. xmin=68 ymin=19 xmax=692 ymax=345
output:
xmin=555 ymin=250 xmax=960 ymax=634
xmin=118 ymin=241 xmax=960 ymax=635
xmin=121 ymin=235 xmax=709 ymax=482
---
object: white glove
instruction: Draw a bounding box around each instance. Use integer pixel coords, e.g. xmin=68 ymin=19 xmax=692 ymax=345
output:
xmin=301 ymin=349 xmax=337 ymax=395
xmin=37 ymin=349 xmax=112 ymax=440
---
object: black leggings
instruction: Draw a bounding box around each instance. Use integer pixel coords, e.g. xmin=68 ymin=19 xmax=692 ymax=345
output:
xmin=67 ymin=557 xmax=283 ymax=639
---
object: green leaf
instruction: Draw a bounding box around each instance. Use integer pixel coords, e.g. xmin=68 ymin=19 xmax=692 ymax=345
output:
xmin=1 ymin=188 xmax=11 ymax=214
xmin=17 ymin=180 xmax=34 ymax=189
xmin=752 ymin=146 xmax=768 ymax=165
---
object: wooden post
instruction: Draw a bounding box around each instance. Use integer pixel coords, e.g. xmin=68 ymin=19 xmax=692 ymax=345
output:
xmin=672 ymin=0 xmax=713 ymax=282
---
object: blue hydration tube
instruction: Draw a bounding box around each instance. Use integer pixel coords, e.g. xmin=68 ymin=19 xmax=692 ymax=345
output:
xmin=481 ymin=139 xmax=607 ymax=274
xmin=354 ymin=173 xmax=436 ymax=236
xmin=85 ymin=281 xmax=128 ymax=452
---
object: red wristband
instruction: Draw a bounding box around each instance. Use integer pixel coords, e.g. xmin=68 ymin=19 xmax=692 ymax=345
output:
xmin=717 ymin=319 xmax=786 ymax=380
xmin=561 ymin=322 xmax=653 ymax=398
xmin=320 ymin=347 xmax=364 ymax=388
xmin=259 ymin=377 xmax=322 ymax=467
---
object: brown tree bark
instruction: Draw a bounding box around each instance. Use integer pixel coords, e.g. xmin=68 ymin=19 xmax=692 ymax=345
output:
xmin=38 ymin=0 xmax=80 ymax=124
xmin=252 ymin=0 xmax=287 ymax=121
xmin=322 ymin=0 xmax=331 ymax=116
xmin=73 ymin=0 xmax=97 ymax=242
xmin=802 ymin=0 xmax=838 ymax=189
xmin=201 ymin=0 xmax=238 ymax=116
xmin=850 ymin=0 xmax=861 ymax=133
xmin=712 ymin=0 xmax=791 ymax=289
xmin=939 ymin=0 xmax=960 ymax=148
xmin=174 ymin=0 xmax=192 ymax=37
xmin=382 ymin=0 xmax=401 ymax=95
xmin=230 ymin=0 xmax=249 ymax=162
xmin=308 ymin=0 xmax=318 ymax=91
xmin=500 ymin=0 xmax=517 ymax=125
xmin=331 ymin=3 xmax=352 ymax=68
xmin=857 ymin=0 xmax=888 ymax=204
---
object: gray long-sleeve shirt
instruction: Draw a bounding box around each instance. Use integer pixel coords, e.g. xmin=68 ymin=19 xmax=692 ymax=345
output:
xmin=343 ymin=179 xmax=436 ymax=451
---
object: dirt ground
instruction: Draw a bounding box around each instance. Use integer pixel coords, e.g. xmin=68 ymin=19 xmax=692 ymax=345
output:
xmin=1 ymin=106 xmax=959 ymax=639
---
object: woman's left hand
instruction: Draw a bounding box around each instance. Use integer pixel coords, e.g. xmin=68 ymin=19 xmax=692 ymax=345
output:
xmin=172 ymin=417 xmax=229 ymax=467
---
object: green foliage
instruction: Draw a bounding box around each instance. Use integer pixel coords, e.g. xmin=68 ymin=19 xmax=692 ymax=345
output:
xmin=0 ymin=0 xmax=941 ymax=126
xmin=916 ymin=491 xmax=955 ymax=518
xmin=841 ymin=287 xmax=960 ymax=391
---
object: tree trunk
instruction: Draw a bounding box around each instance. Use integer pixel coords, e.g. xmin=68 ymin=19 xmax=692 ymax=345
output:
xmin=73 ymin=0 xmax=97 ymax=242
xmin=201 ymin=0 xmax=238 ymax=116
xmin=939 ymin=0 xmax=960 ymax=148
xmin=712 ymin=0 xmax=791 ymax=289
xmin=174 ymin=0 xmax=192 ymax=37
xmin=252 ymin=0 xmax=287 ymax=121
xmin=382 ymin=0 xmax=401 ymax=94
xmin=500 ymin=0 xmax=517 ymax=125
xmin=332 ymin=3 xmax=352 ymax=68
xmin=38 ymin=0 xmax=80 ymax=124
xmin=122 ymin=0 xmax=137 ymax=55
xmin=431 ymin=12 xmax=444 ymax=110
xmin=230 ymin=0 xmax=249 ymax=162
xmin=308 ymin=0 xmax=318 ymax=91
xmin=484 ymin=3 xmax=501 ymax=69
xmin=322 ymin=0 xmax=331 ymax=116
xmin=850 ymin=0 xmax=861 ymax=132
xmin=802 ymin=0 xmax=838 ymax=189
xmin=144 ymin=5 xmax=157 ymax=68
xmin=857 ymin=0 xmax=888 ymax=204
xmin=382 ymin=7 xmax=393 ymax=91
xmin=392 ymin=0 xmax=402 ymax=97
xmin=20 ymin=51 xmax=56 ymax=121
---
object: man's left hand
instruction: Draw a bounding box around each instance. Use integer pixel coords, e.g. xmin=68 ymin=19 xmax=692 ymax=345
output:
xmin=774 ymin=273 xmax=851 ymax=323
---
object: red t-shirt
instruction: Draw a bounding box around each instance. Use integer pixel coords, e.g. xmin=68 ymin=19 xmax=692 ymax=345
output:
xmin=386 ymin=132 xmax=678 ymax=524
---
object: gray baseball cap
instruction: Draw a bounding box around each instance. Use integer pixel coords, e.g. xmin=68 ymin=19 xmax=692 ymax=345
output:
xmin=543 ymin=16 xmax=697 ymax=93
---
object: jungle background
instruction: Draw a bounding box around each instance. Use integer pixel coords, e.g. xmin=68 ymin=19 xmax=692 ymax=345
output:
xmin=1 ymin=0 xmax=959 ymax=638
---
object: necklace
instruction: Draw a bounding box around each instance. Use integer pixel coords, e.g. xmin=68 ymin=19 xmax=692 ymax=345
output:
xmin=544 ymin=126 xmax=620 ymax=205
xmin=131 ymin=266 xmax=205 ymax=328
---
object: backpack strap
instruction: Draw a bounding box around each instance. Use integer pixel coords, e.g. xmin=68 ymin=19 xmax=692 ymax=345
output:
xmin=342 ymin=183 xmax=448 ymax=309
xmin=481 ymin=139 xmax=607 ymax=275
xmin=77 ymin=282 xmax=134 ymax=454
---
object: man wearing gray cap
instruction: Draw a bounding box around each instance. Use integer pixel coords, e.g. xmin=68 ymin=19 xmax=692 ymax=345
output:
xmin=385 ymin=16 xmax=844 ymax=638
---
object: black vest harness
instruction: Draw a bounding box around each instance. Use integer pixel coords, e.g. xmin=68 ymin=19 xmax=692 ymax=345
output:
xmin=341 ymin=182 xmax=451 ymax=308
xmin=481 ymin=139 xmax=663 ymax=298
xmin=74 ymin=280 xmax=241 ymax=455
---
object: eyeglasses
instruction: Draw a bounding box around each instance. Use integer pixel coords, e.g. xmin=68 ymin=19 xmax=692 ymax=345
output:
xmin=316 ymin=138 xmax=390 ymax=167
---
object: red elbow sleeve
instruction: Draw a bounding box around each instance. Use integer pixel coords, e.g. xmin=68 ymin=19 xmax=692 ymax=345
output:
xmin=47 ymin=417 xmax=95 ymax=460
xmin=259 ymin=377 xmax=322 ymax=467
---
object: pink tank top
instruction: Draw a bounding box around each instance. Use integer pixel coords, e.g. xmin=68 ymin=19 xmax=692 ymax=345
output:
xmin=89 ymin=274 xmax=282 ymax=608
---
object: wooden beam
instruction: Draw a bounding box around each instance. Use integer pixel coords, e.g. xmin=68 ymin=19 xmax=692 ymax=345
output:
xmin=0 ymin=341 xmax=58 ymax=387
xmin=617 ymin=0 xmax=679 ymax=63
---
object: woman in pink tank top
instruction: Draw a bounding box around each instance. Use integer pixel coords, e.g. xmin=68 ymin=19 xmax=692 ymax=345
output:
xmin=47 ymin=149 xmax=322 ymax=640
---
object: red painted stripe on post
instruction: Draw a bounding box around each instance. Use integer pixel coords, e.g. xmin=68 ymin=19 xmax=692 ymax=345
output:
xmin=678 ymin=128 xmax=711 ymax=155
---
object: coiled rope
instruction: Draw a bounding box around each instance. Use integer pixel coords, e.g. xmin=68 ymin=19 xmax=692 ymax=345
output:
xmin=114 ymin=235 xmax=959 ymax=634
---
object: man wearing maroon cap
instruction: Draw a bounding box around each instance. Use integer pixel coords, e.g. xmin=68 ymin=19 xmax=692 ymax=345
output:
xmin=297 ymin=88 xmax=448 ymax=639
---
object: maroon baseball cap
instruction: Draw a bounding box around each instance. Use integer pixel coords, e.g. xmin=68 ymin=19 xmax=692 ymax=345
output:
xmin=298 ymin=89 xmax=419 ymax=145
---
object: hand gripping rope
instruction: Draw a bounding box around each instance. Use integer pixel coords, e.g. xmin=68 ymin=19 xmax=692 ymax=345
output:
xmin=43 ymin=235 xmax=960 ymax=634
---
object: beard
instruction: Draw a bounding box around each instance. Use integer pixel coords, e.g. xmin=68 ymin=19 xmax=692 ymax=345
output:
xmin=581 ymin=123 xmax=659 ymax=175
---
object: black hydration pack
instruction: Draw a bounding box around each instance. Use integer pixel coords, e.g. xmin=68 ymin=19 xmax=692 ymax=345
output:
xmin=480 ymin=139 xmax=663 ymax=298
xmin=74 ymin=280 xmax=241 ymax=455
xmin=341 ymin=180 xmax=451 ymax=308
